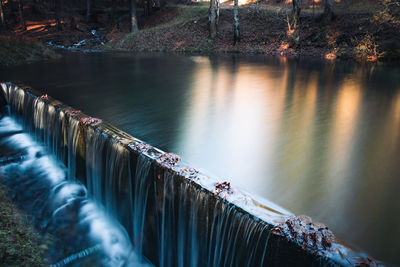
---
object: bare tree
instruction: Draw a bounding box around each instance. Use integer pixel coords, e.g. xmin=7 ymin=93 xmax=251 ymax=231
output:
xmin=233 ymin=0 xmax=240 ymax=44
xmin=0 ymin=0 xmax=6 ymax=29
xmin=216 ymin=0 xmax=220 ymax=25
xmin=86 ymin=0 xmax=91 ymax=22
xmin=69 ymin=0 xmax=77 ymax=29
xmin=292 ymin=0 xmax=301 ymax=29
xmin=55 ymin=0 xmax=62 ymax=31
xmin=291 ymin=0 xmax=301 ymax=44
xmin=130 ymin=0 xmax=138 ymax=32
xmin=209 ymin=0 xmax=217 ymax=38
xmin=143 ymin=0 xmax=150 ymax=17
xmin=109 ymin=0 xmax=116 ymax=25
xmin=18 ymin=0 xmax=25 ymax=30
xmin=323 ymin=0 xmax=334 ymax=24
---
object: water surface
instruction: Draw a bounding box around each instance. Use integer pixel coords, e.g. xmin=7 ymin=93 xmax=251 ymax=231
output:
xmin=1 ymin=52 xmax=400 ymax=265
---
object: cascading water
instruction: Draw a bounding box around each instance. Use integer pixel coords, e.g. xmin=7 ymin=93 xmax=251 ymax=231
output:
xmin=0 ymin=82 xmax=381 ymax=267
xmin=0 ymin=115 xmax=150 ymax=266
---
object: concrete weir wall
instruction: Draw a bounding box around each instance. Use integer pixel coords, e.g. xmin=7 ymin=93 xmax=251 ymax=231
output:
xmin=0 ymin=82 xmax=380 ymax=267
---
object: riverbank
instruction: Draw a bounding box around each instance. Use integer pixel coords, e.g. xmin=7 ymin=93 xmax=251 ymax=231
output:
xmin=107 ymin=3 xmax=400 ymax=62
xmin=0 ymin=185 xmax=46 ymax=265
xmin=1 ymin=2 xmax=399 ymax=64
xmin=0 ymin=36 xmax=59 ymax=67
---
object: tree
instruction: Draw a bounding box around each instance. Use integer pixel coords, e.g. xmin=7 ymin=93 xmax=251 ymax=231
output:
xmin=0 ymin=0 xmax=6 ymax=29
xmin=130 ymin=0 xmax=138 ymax=32
xmin=291 ymin=0 xmax=301 ymax=44
xmin=55 ymin=0 xmax=63 ymax=31
xmin=109 ymin=0 xmax=117 ymax=26
xmin=216 ymin=0 xmax=220 ymax=25
xmin=86 ymin=0 xmax=91 ymax=22
xmin=323 ymin=0 xmax=333 ymax=24
xmin=292 ymin=0 xmax=301 ymax=29
xmin=209 ymin=0 xmax=217 ymax=38
xmin=18 ymin=0 xmax=25 ymax=30
xmin=233 ymin=0 xmax=240 ymax=44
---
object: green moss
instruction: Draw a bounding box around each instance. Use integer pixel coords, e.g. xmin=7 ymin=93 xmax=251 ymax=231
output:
xmin=0 ymin=185 xmax=46 ymax=266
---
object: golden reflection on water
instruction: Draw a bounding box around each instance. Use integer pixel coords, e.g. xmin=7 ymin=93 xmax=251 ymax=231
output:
xmin=329 ymin=78 xmax=362 ymax=183
xmin=392 ymin=89 xmax=400 ymax=141
xmin=179 ymin=57 xmax=289 ymax=190
xmin=176 ymin=56 xmax=400 ymax=264
xmin=2 ymin=53 xmax=399 ymax=264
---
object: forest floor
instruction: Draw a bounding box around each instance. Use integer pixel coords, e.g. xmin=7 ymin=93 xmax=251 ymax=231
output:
xmin=0 ymin=1 xmax=399 ymax=65
xmin=107 ymin=2 xmax=400 ymax=62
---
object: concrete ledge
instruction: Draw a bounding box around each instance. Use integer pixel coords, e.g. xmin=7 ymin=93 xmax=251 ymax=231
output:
xmin=0 ymin=82 xmax=382 ymax=266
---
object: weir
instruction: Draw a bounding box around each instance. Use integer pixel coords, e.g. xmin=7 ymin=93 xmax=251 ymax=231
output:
xmin=0 ymin=82 xmax=380 ymax=266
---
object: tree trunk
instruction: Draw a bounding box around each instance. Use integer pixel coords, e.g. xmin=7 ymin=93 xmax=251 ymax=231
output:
xmin=130 ymin=0 xmax=138 ymax=32
xmin=55 ymin=0 xmax=62 ymax=31
xmin=0 ymin=0 xmax=6 ymax=29
xmin=233 ymin=0 xmax=240 ymax=44
xmin=86 ymin=0 xmax=91 ymax=22
xmin=8 ymin=0 xmax=16 ymax=20
xmin=209 ymin=0 xmax=217 ymax=38
xmin=18 ymin=0 xmax=25 ymax=30
xmin=69 ymin=0 xmax=76 ymax=29
xmin=292 ymin=0 xmax=301 ymax=29
xmin=112 ymin=0 xmax=120 ymax=30
xmin=143 ymin=0 xmax=151 ymax=17
xmin=109 ymin=0 xmax=116 ymax=25
xmin=323 ymin=0 xmax=333 ymax=24
xmin=216 ymin=0 xmax=220 ymax=25
xmin=291 ymin=0 xmax=301 ymax=45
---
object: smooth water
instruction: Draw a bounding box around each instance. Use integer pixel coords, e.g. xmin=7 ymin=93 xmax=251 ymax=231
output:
xmin=0 ymin=115 xmax=151 ymax=266
xmin=1 ymin=53 xmax=399 ymax=264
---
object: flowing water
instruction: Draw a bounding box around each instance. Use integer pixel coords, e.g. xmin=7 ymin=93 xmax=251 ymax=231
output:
xmin=1 ymin=53 xmax=399 ymax=265
xmin=0 ymin=114 xmax=151 ymax=266
xmin=1 ymin=82 xmax=298 ymax=267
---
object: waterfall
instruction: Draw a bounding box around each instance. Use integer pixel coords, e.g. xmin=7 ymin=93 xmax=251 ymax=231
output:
xmin=0 ymin=115 xmax=150 ymax=266
xmin=0 ymin=82 xmax=380 ymax=267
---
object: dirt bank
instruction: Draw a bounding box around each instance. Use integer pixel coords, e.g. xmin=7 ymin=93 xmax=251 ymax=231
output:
xmin=0 ymin=36 xmax=59 ymax=67
xmin=108 ymin=3 xmax=400 ymax=62
xmin=0 ymin=1 xmax=398 ymax=65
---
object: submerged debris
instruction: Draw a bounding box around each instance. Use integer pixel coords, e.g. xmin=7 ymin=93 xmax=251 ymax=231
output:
xmin=40 ymin=94 xmax=49 ymax=100
xmin=178 ymin=168 xmax=199 ymax=179
xmin=79 ymin=117 xmax=102 ymax=126
xmin=65 ymin=109 xmax=81 ymax=117
xmin=272 ymin=215 xmax=336 ymax=254
xmin=128 ymin=141 xmax=152 ymax=153
xmin=214 ymin=181 xmax=233 ymax=197
xmin=155 ymin=153 xmax=181 ymax=169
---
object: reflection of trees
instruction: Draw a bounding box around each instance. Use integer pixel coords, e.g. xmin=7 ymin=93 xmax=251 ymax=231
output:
xmin=271 ymin=58 xmax=400 ymax=264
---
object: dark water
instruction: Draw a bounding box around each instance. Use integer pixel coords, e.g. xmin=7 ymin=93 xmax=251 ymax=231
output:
xmin=1 ymin=52 xmax=400 ymax=265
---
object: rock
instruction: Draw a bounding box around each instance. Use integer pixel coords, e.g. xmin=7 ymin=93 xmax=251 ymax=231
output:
xmin=155 ymin=153 xmax=181 ymax=169
xmin=79 ymin=117 xmax=102 ymax=126
xmin=272 ymin=216 xmax=336 ymax=252
xmin=128 ymin=141 xmax=152 ymax=153
xmin=214 ymin=181 xmax=233 ymax=197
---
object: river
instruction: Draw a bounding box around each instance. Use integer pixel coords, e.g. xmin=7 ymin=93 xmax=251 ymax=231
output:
xmin=1 ymin=52 xmax=399 ymax=265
